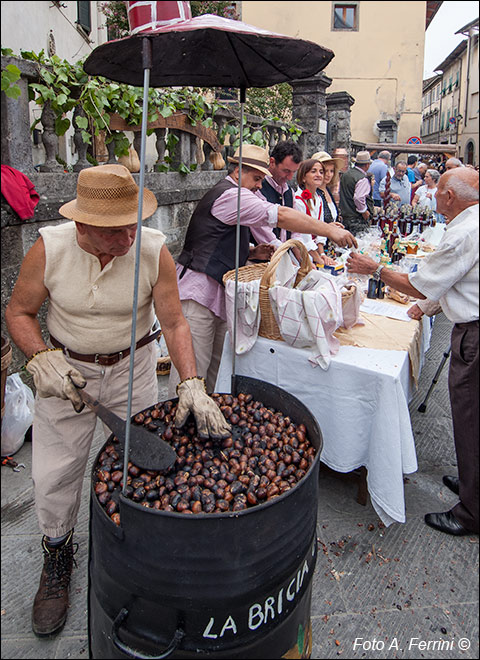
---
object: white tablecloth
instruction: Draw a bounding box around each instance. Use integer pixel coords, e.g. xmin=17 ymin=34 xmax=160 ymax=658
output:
xmin=215 ymin=317 xmax=431 ymax=527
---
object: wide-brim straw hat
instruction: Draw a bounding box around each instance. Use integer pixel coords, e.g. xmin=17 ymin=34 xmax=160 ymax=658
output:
xmin=59 ymin=164 xmax=158 ymax=227
xmin=354 ymin=150 xmax=372 ymax=165
xmin=311 ymin=150 xmax=344 ymax=172
xmin=227 ymin=144 xmax=270 ymax=177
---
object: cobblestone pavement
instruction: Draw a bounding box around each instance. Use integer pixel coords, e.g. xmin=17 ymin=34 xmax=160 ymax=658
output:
xmin=1 ymin=313 xmax=478 ymax=659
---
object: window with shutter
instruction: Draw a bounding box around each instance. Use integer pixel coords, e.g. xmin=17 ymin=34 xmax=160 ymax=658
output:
xmin=77 ymin=1 xmax=91 ymax=35
xmin=332 ymin=3 xmax=359 ymax=31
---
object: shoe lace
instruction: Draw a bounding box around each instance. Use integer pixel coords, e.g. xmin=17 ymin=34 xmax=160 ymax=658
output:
xmin=42 ymin=534 xmax=78 ymax=600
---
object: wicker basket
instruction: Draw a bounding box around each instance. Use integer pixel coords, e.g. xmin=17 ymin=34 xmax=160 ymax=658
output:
xmin=223 ymin=239 xmax=314 ymax=341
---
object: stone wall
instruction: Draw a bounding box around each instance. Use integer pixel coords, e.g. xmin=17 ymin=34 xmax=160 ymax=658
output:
xmin=1 ymin=170 xmax=225 ymax=375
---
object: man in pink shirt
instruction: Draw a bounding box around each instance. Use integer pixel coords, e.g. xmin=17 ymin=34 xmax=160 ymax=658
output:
xmin=339 ymin=150 xmax=375 ymax=235
xmin=168 ymin=144 xmax=357 ymax=395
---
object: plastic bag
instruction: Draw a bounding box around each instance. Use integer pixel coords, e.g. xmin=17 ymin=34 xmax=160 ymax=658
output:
xmin=1 ymin=373 xmax=34 ymax=456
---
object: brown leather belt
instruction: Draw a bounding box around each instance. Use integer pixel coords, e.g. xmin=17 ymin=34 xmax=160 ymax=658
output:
xmin=50 ymin=329 xmax=161 ymax=366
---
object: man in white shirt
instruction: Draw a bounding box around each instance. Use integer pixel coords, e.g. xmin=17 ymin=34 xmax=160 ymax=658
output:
xmin=346 ymin=167 xmax=479 ymax=536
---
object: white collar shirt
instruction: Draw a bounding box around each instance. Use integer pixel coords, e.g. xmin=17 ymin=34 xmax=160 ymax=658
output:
xmin=408 ymin=204 xmax=479 ymax=323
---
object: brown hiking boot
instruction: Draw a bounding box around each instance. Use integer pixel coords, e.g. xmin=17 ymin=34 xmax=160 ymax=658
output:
xmin=32 ymin=530 xmax=77 ymax=636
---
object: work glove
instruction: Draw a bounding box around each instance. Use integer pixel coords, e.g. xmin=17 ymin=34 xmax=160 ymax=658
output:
xmin=175 ymin=377 xmax=231 ymax=440
xmin=26 ymin=349 xmax=87 ymax=412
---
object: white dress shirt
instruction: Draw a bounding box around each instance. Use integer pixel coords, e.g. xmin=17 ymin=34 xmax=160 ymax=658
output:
xmin=408 ymin=204 xmax=479 ymax=323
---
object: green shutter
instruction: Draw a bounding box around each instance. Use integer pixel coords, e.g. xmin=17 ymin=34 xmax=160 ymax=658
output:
xmin=77 ymin=1 xmax=91 ymax=35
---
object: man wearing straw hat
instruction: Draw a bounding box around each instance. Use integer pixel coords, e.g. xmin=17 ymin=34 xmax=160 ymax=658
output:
xmin=5 ymin=164 xmax=231 ymax=637
xmin=339 ymin=150 xmax=375 ymax=236
xmin=169 ymin=144 xmax=357 ymax=396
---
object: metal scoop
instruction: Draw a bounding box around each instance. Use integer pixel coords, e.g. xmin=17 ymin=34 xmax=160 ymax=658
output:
xmin=79 ymin=389 xmax=177 ymax=471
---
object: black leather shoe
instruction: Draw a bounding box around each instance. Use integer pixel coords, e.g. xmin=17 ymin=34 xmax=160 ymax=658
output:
xmin=442 ymin=475 xmax=459 ymax=495
xmin=424 ymin=510 xmax=471 ymax=536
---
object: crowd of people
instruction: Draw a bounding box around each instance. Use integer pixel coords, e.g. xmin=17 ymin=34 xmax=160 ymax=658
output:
xmin=4 ymin=138 xmax=478 ymax=639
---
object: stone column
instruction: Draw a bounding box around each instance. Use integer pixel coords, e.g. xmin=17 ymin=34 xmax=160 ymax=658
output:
xmin=1 ymin=55 xmax=38 ymax=173
xmin=377 ymin=119 xmax=397 ymax=143
xmin=326 ymin=91 xmax=355 ymax=154
xmin=290 ymin=72 xmax=332 ymax=157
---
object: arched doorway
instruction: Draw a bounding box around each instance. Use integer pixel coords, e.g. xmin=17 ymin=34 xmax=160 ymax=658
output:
xmin=466 ymin=141 xmax=475 ymax=165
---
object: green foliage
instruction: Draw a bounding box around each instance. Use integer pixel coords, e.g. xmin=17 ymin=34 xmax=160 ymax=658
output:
xmin=100 ymin=1 xmax=130 ymax=39
xmin=2 ymin=41 xmax=302 ymax=171
xmin=1 ymin=47 xmax=21 ymax=98
xmin=191 ymin=2 xmax=239 ymax=20
xmin=245 ymin=83 xmax=293 ymax=123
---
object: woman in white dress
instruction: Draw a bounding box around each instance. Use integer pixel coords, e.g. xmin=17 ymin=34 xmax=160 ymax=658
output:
xmin=292 ymin=159 xmax=336 ymax=266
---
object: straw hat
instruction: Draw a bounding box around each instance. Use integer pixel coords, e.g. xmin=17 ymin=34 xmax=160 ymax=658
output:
xmin=354 ymin=151 xmax=372 ymax=165
xmin=59 ymin=164 xmax=158 ymax=227
xmin=227 ymin=144 xmax=270 ymax=177
xmin=311 ymin=150 xmax=344 ymax=168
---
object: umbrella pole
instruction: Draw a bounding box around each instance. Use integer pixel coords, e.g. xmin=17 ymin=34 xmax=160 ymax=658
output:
xmin=231 ymin=86 xmax=246 ymax=397
xmin=122 ymin=37 xmax=152 ymax=494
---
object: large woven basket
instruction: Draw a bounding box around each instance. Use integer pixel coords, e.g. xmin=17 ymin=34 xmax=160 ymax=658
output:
xmin=223 ymin=239 xmax=313 ymax=341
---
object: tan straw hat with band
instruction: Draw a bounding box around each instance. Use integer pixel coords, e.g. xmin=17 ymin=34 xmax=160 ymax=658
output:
xmin=311 ymin=150 xmax=344 ymax=168
xmin=59 ymin=164 xmax=158 ymax=227
xmin=227 ymin=144 xmax=270 ymax=177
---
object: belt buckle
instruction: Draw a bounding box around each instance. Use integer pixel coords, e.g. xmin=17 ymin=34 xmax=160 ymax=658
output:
xmin=94 ymin=351 xmax=123 ymax=365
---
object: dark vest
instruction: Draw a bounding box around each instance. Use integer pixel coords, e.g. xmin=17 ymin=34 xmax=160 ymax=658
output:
xmin=260 ymin=179 xmax=293 ymax=240
xmin=339 ymin=167 xmax=374 ymax=220
xmin=177 ymin=179 xmax=250 ymax=285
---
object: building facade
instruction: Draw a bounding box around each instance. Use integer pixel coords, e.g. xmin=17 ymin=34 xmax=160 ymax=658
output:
xmin=1 ymin=0 xmax=109 ymax=167
xmin=422 ymin=17 xmax=479 ymax=166
xmin=241 ymin=1 xmax=441 ymax=146
xmin=456 ymin=19 xmax=479 ymax=165
xmin=421 ymin=74 xmax=442 ymax=143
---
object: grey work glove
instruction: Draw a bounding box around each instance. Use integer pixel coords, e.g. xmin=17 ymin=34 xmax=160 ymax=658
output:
xmin=26 ymin=349 xmax=87 ymax=412
xmin=175 ymin=377 xmax=231 ymax=440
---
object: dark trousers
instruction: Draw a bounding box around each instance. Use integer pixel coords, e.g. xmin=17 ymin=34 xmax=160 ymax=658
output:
xmin=449 ymin=321 xmax=479 ymax=532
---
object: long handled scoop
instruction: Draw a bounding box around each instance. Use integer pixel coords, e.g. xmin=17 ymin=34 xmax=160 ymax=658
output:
xmin=79 ymin=389 xmax=177 ymax=471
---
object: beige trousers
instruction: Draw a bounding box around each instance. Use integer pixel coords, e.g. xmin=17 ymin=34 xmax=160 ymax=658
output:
xmin=32 ymin=342 xmax=158 ymax=537
xmin=168 ymin=299 xmax=227 ymax=396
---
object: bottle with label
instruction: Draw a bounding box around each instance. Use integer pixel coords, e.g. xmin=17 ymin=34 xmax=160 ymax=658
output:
xmin=388 ymin=221 xmax=400 ymax=260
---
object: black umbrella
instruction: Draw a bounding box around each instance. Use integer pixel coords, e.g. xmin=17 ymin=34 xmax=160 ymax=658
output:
xmin=84 ymin=13 xmax=334 ymax=88
xmin=83 ymin=5 xmax=334 ymax=475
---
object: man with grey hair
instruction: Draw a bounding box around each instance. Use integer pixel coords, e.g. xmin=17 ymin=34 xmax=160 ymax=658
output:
xmin=445 ymin=157 xmax=464 ymax=170
xmin=367 ymin=150 xmax=392 ymax=207
xmin=379 ymin=160 xmax=411 ymax=206
xmin=347 ymin=167 xmax=479 ymax=536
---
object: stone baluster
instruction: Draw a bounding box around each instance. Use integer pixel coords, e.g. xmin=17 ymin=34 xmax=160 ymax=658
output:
xmin=154 ymin=127 xmax=166 ymax=170
xmin=105 ymin=135 xmax=117 ymax=164
xmin=72 ymin=105 xmax=91 ymax=171
xmin=201 ymin=141 xmax=213 ymax=171
xmin=133 ymin=132 xmax=144 ymax=170
xmin=190 ymin=134 xmax=197 ymax=167
xmin=168 ymin=129 xmax=192 ymax=170
xmin=216 ymin=115 xmax=228 ymax=165
xmin=39 ymin=101 xmax=63 ymax=172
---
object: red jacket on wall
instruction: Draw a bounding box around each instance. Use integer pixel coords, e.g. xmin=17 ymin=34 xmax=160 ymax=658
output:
xmin=1 ymin=165 xmax=40 ymax=220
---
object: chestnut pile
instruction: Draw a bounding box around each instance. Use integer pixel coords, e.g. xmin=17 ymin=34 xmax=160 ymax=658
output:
xmin=93 ymin=392 xmax=316 ymax=525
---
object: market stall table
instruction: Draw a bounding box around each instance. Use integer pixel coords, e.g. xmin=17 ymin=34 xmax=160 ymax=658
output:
xmin=216 ymin=305 xmax=431 ymax=526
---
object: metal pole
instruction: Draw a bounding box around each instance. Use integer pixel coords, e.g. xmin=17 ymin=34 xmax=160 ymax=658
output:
xmin=231 ymin=86 xmax=246 ymax=397
xmin=122 ymin=37 xmax=152 ymax=495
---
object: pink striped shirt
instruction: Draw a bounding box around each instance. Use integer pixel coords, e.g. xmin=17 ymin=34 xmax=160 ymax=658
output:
xmin=176 ymin=176 xmax=278 ymax=320
xmin=352 ymin=166 xmax=372 ymax=213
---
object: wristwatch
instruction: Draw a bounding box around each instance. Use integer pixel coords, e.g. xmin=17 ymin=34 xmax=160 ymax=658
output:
xmin=372 ymin=264 xmax=384 ymax=281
